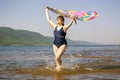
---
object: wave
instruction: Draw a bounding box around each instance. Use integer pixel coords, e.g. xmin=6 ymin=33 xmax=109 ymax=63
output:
xmin=0 ymin=46 xmax=120 ymax=80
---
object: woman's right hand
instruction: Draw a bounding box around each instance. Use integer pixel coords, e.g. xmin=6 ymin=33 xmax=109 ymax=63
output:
xmin=46 ymin=6 xmax=50 ymax=10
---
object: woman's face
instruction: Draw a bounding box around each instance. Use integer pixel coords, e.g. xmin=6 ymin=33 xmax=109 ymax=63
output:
xmin=56 ymin=18 xmax=64 ymax=25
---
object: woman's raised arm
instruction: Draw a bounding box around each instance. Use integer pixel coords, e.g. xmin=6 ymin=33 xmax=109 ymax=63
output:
xmin=63 ymin=17 xmax=76 ymax=32
xmin=45 ymin=7 xmax=56 ymax=29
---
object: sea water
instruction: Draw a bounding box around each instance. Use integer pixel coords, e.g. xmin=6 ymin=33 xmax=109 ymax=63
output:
xmin=0 ymin=45 xmax=120 ymax=80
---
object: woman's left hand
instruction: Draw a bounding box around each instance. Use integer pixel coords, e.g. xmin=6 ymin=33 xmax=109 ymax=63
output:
xmin=72 ymin=16 xmax=77 ymax=24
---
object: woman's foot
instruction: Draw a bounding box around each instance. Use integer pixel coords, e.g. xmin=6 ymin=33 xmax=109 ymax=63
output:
xmin=55 ymin=66 xmax=62 ymax=71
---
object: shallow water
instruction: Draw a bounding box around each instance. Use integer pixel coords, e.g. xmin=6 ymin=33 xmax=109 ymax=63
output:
xmin=0 ymin=45 xmax=120 ymax=80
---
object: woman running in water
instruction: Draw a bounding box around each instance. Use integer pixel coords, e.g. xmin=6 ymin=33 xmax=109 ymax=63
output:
xmin=45 ymin=7 xmax=76 ymax=71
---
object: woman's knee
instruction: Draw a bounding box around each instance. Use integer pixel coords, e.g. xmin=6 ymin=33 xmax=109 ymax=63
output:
xmin=55 ymin=56 xmax=61 ymax=61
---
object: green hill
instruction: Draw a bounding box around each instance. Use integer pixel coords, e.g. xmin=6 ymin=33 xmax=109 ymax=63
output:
xmin=0 ymin=27 xmax=100 ymax=46
xmin=0 ymin=27 xmax=52 ymax=46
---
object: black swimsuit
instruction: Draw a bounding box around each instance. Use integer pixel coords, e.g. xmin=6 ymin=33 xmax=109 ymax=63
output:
xmin=53 ymin=26 xmax=67 ymax=48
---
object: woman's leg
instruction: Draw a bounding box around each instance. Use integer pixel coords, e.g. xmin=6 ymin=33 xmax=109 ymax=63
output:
xmin=53 ymin=44 xmax=67 ymax=69
xmin=53 ymin=45 xmax=59 ymax=66
xmin=53 ymin=44 xmax=58 ymax=57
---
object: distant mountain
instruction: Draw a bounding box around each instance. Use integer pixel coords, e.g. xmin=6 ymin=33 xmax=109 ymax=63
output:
xmin=0 ymin=27 xmax=100 ymax=46
xmin=0 ymin=27 xmax=52 ymax=46
xmin=68 ymin=40 xmax=101 ymax=45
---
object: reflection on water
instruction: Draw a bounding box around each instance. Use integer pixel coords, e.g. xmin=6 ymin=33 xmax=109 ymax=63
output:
xmin=0 ymin=45 xmax=120 ymax=80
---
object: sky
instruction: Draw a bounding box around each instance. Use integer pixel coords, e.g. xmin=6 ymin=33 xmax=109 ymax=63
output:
xmin=0 ymin=0 xmax=120 ymax=45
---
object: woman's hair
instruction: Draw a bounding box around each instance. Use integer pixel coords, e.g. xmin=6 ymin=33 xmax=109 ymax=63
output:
xmin=57 ymin=15 xmax=64 ymax=26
